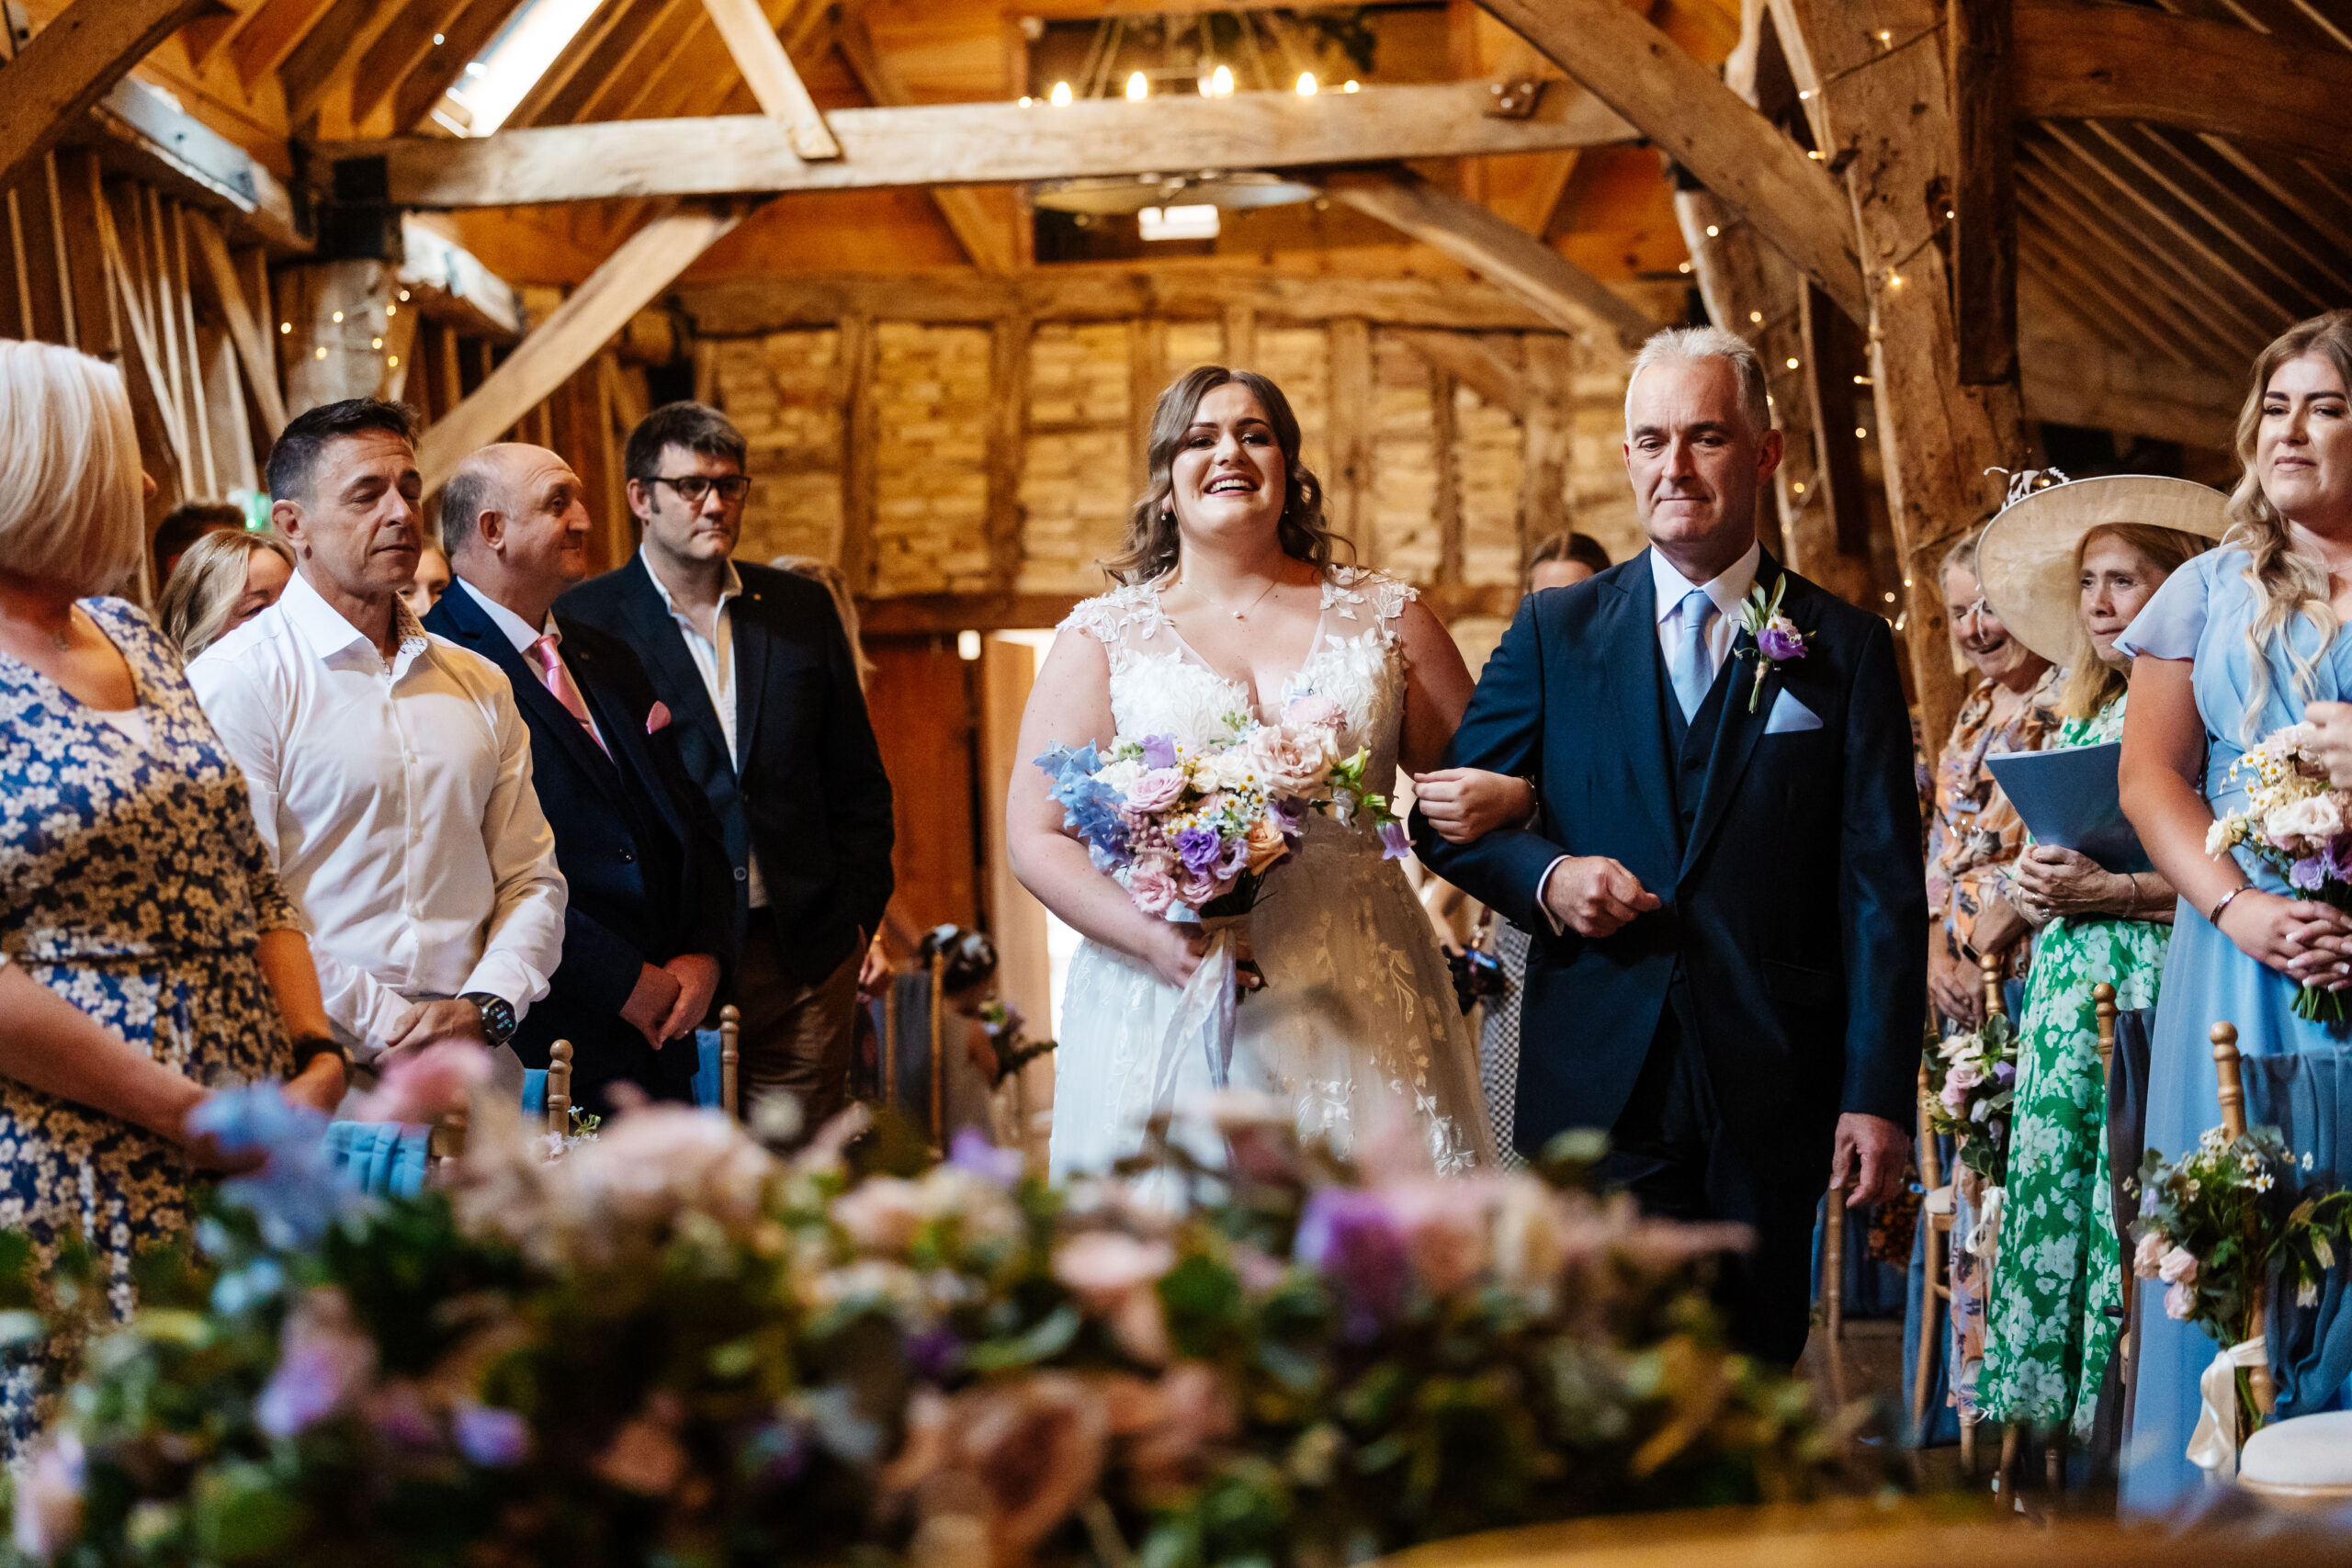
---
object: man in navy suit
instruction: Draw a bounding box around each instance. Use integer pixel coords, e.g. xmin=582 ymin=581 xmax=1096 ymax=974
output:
xmin=1416 ymin=327 xmax=1924 ymax=1363
xmin=559 ymin=404 xmax=893 ymax=1127
xmin=426 ymin=443 xmax=734 ymax=1114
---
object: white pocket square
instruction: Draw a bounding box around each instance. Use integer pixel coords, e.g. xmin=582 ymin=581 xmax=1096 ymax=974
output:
xmin=1764 ymin=688 xmax=1824 ymax=734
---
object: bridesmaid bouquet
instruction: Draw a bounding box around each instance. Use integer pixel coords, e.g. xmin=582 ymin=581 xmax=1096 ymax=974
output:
xmin=1037 ymin=699 xmax=1408 ymax=1106
xmin=2205 ymin=721 xmax=2352 ymax=1021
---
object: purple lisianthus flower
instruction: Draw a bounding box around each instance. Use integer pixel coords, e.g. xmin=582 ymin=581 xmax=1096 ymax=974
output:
xmin=2292 ymin=854 xmax=2328 ymax=893
xmin=1295 ymin=1187 xmax=1409 ymax=1341
xmin=1175 ymin=824 xmax=1227 ymax=877
xmin=1758 ymin=620 xmax=1807 ymax=663
xmin=1994 ymin=1060 xmax=2016 ymax=1085
xmin=1141 ymin=733 xmax=1179 ymax=769
xmin=902 ymin=1325 xmax=965 ymax=1381
xmin=1377 ymin=819 xmax=1411 ymax=861
xmin=949 ymin=1128 xmax=1023 ymax=1187
xmin=453 ymin=1403 xmax=533 ymax=1468
xmin=255 ymin=1289 xmax=376 ymax=1439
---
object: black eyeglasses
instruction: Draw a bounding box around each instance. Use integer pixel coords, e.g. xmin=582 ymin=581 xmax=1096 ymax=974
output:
xmin=650 ymin=473 xmax=751 ymax=504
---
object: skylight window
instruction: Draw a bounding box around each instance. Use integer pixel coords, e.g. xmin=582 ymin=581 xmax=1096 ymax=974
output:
xmin=432 ymin=0 xmax=607 ymax=138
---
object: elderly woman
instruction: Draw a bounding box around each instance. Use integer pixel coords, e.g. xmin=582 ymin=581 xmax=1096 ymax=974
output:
xmin=0 ymin=341 xmax=346 ymax=1451
xmin=1926 ymin=536 xmax=2064 ymax=1027
xmin=156 ymin=526 xmax=294 ymax=660
xmin=1970 ymin=480 xmax=2222 ymax=1442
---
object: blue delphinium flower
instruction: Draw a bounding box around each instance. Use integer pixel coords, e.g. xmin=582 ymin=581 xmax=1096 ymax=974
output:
xmin=453 ymin=1403 xmax=533 ymax=1468
xmin=1035 ymin=744 xmax=1131 ymax=867
xmin=187 ymin=1085 xmax=354 ymax=1249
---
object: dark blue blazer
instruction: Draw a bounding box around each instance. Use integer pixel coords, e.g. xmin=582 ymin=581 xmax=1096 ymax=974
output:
xmin=556 ymin=556 xmax=894 ymax=983
xmin=1415 ymin=550 xmax=1926 ymax=1168
xmin=425 ymin=579 xmax=736 ymax=1102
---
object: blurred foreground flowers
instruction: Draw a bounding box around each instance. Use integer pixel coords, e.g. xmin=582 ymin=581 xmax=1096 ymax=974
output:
xmin=1 ymin=1089 xmax=1856 ymax=1568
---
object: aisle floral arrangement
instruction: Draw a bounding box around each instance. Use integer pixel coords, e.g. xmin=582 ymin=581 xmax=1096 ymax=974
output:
xmin=2133 ymin=1122 xmax=2352 ymax=1433
xmin=1922 ymin=1013 xmax=2018 ymax=1188
xmin=2205 ymin=721 xmax=2352 ymax=1021
xmin=0 ymin=1090 xmax=1851 ymax=1568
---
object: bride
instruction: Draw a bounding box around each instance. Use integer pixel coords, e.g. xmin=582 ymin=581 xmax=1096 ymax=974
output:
xmin=1008 ymin=366 xmax=1522 ymax=1177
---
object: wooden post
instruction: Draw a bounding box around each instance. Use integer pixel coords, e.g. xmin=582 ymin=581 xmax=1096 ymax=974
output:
xmin=1949 ymin=0 xmax=2018 ymax=385
xmin=1822 ymin=1183 xmax=1848 ymax=1405
xmin=985 ymin=314 xmax=1031 ymax=595
xmin=1223 ymin=301 xmax=1257 ymax=370
xmin=928 ymin=946 xmax=947 ymax=1151
xmin=547 ymin=1039 xmax=574 ymax=1136
xmin=719 ymin=1002 xmax=741 ymax=1118
xmin=1327 ymin=317 xmax=1374 ymax=564
xmin=1980 ymin=949 xmax=2006 ymax=1022
xmin=1520 ymin=334 xmax=1576 ymax=557
xmin=839 ymin=313 xmax=877 ymax=594
xmin=1772 ymin=0 xmax=2024 ymax=752
xmin=2210 ymin=1020 xmax=2277 ymax=1418
xmin=1432 ymin=369 xmax=1463 ymax=588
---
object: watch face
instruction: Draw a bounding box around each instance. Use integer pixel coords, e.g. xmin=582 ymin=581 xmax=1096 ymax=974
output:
xmin=465 ymin=993 xmax=515 ymax=1044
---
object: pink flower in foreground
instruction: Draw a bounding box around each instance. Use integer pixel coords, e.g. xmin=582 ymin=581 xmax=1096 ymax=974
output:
xmin=351 ymin=1039 xmax=493 ymax=1123
xmin=255 ymin=1287 xmax=377 ymax=1438
xmin=2165 ymin=1280 xmax=2197 ymax=1321
xmin=2158 ymin=1245 xmax=2199 ymax=1285
xmin=1246 ymin=727 xmax=1336 ymax=796
xmin=2132 ymin=1230 xmax=2166 ymax=1280
xmin=1054 ymin=1231 xmax=1175 ymax=1301
xmin=1128 ymin=861 xmax=1179 ymax=916
xmin=9 ymin=1432 xmax=83 ymax=1561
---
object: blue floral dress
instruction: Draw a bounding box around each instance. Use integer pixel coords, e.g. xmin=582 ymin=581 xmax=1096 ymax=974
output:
xmin=0 ymin=600 xmax=297 ymax=1450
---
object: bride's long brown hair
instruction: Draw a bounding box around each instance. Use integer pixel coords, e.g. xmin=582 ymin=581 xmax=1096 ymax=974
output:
xmin=1100 ymin=366 xmax=1350 ymax=586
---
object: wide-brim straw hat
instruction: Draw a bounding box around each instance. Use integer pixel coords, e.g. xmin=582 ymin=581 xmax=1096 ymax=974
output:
xmin=1976 ymin=474 xmax=2232 ymax=666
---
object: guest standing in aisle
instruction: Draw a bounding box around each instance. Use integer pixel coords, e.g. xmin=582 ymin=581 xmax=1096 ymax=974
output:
xmin=428 ymin=443 xmax=735 ymax=1114
xmin=1970 ymin=479 xmax=2219 ymax=1445
xmin=189 ymin=400 xmax=568 ymax=1082
xmin=560 ymin=403 xmax=894 ymax=1127
xmin=2118 ymin=310 xmax=2352 ymax=1510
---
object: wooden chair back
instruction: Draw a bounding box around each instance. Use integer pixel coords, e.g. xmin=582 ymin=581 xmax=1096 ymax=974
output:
xmin=1979 ymin=949 xmax=2007 ymax=1021
xmin=546 ymin=1040 xmax=573 ymax=1136
xmin=718 ymin=1003 xmax=741 ymax=1116
xmin=2211 ymin=1020 xmax=2278 ymax=1417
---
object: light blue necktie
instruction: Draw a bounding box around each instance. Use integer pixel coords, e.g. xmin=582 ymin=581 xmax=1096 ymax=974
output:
xmin=1668 ymin=586 xmax=1717 ymax=722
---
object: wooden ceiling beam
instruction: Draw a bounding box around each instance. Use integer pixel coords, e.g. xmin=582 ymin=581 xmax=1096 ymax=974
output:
xmin=1950 ymin=0 xmax=2017 ymax=385
xmin=1392 ymin=328 xmax=1527 ymax=419
xmin=2015 ymin=0 xmax=2352 ymax=170
xmin=2132 ymin=128 xmax=2352 ymax=300
xmin=418 ymin=200 xmax=763 ymax=491
xmin=2015 ymin=231 xmax=2143 ymax=357
xmin=351 ymin=0 xmax=472 ymax=126
xmin=2018 ymin=274 xmax=2242 ymax=448
xmin=391 ymin=0 xmax=527 ymax=132
xmin=2015 ymin=174 xmax=2240 ymax=370
xmin=700 ymin=0 xmax=837 ymax=159
xmin=831 ymin=4 xmax=1013 ymax=273
xmin=330 ymin=82 xmax=1640 ymax=209
xmin=88 ymin=76 xmax=305 ymax=251
xmin=0 ymin=0 xmax=214 ymax=194
xmin=1328 ymin=165 xmax=1653 ymax=348
xmin=232 ymin=0 xmax=336 ymax=90
xmin=276 ymin=0 xmax=401 ymax=127
xmin=1475 ymin=0 xmax=1866 ymax=323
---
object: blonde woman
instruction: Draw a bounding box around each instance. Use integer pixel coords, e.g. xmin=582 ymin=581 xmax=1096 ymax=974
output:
xmin=771 ymin=554 xmax=876 ymax=691
xmin=0 ymin=341 xmax=345 ymax=1451
xmin=156 ymin=526 xmax=294 ymax=659
xmin=1009 ymin=367 xmax=1517 ymax=1177
xmin=2117 ymin=310 xmax=2352 ymax=1509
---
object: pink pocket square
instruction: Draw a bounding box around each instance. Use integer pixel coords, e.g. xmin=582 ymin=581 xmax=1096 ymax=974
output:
xmin=646 ymin=701 xmax=672 ymax=735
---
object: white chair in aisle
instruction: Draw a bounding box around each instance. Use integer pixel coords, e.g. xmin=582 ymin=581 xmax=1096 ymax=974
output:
xmin=2209 ymin=1021 xmax=2352 ymax=1507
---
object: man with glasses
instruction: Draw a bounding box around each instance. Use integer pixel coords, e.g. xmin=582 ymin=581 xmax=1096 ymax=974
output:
xmin=559 ymin=402 xmax=894 ymax=1127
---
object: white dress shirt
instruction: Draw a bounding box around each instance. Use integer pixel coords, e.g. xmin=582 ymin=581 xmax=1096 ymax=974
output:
xmin=452 ymin=577 xmax=605 ymax=749
xmin=639 ymin=545 xmax=767 ymax=908
xmin=1534 ymin=541 xmax=1763 ymax=929
xmin=188 ymin=570 xmax=568 ymax=1056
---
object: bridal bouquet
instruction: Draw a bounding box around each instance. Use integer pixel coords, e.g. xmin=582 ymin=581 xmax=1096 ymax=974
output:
xmin=1036 ymin=699 xmax=1407 ymax=1107
xmin=2205 ymin=721 xmax=2352 ymax=1021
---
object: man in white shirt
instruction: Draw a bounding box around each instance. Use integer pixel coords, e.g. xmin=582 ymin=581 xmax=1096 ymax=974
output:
xmin=189 ymin=400 xmax=567 ymax=1072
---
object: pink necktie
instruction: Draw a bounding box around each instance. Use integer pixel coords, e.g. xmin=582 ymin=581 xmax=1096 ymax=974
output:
xmin=528 ymin=633 xmax=607 ymax=756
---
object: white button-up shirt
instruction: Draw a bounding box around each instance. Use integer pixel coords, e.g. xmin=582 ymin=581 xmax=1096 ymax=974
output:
xmin=189 ymin=570 xmax=568 ymax=1056
xmin=452 ymin=577 xmax=605 ymax=749
xmin=1534 ymin=540 xmax=1763 ymax=930
xmin=639 ymin=546 xmax=767 ymax=908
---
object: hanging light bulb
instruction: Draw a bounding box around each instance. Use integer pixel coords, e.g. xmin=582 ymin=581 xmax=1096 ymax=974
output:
xmin=1125 ymin=71 xmax=1148 ymax=102
xmin=1212 ymin=64 xmax=1233 ymax=96
xmin=1296 ymin=72 xmax=1317 ymax=96
xmin=1050 ymin=81 xmax=1072 ymax=107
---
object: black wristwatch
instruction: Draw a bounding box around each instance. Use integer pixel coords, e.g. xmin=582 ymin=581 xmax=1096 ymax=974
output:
xmin=459 ymin=991 xmax=516 ymax=1048
xmin=289 ymin=1035 xmax=348 ymax=1075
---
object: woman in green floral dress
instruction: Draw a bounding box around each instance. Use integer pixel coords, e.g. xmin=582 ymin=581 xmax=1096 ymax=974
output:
xmin=1972 ymin=493 xmax=2224 ymax=1437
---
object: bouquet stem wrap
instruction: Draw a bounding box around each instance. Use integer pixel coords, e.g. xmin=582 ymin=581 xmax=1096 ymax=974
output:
xmin=1150 ymin=914 xmax=1250 ymax=1112
xmin=2187 ymin=1334 xmax=2267 ymax=1474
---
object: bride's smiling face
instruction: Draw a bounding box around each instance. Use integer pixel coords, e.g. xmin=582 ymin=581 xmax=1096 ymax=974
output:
xmin=1170 ymin=384 xmax=1287 ymax=546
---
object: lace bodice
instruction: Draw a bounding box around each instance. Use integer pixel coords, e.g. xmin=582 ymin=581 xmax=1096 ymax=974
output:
xmin=1060 ymin=566 xmax=1416 ymax=805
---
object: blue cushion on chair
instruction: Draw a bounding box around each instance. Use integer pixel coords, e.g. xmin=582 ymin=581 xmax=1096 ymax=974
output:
xmin=692 ymin=1029 xmax=724 ymax=1110
xmin=522 ymin=1068 xmax=547 ymax=1118
xmin=323 ymin=1121 xmax=431 ymax=1199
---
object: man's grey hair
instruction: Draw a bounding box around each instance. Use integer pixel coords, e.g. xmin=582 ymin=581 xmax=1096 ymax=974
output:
xmin=1623 ymin=325 xmax=1773 ymax=437
xmin=438 ymin=458 xmax=503 ymax=558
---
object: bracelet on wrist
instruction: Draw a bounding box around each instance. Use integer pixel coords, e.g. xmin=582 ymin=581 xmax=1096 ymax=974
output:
xmin=289 ymin=1035 xmax=348 ymax=1075
xmin=2209 ymin=884 xmax=2253 ymax=927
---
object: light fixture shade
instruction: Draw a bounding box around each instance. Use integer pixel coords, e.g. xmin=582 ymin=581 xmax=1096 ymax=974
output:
xmin=1031 ymin=170 xmax=1320 ymax=216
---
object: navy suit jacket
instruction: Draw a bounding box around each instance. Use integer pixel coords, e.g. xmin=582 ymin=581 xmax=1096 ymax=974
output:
xmin=425 ymin=580 xmax=736 ymax=1100
xmin=1415 ymin=550 xmax=1926 ymax=1168
xmin=556 ymin=556 xmax=894 ymax=983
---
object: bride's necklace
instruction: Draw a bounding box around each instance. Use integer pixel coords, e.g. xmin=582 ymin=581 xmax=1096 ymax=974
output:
xmin=1180 ymin=571 xmax=1280 ymax=623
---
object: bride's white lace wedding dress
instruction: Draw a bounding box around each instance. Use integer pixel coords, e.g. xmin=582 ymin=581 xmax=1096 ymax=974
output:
xmin=1049 ymin=565 xmax=1496 ymax=1178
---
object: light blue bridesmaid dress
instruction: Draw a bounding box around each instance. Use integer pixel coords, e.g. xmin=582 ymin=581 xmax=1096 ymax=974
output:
xmin=2115 ymin=546 xmax=2352 ymax=1512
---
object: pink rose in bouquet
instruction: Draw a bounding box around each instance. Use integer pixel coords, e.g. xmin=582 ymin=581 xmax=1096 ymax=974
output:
xmin=1282 ymin=693 xmax=1346 ymax=732
xmin=1124 ymin=767 xmax=1187 ymax=814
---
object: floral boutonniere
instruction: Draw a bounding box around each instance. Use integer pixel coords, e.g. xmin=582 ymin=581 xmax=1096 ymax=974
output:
xmin=1734 ymin=574 xmax=1809 ymax=713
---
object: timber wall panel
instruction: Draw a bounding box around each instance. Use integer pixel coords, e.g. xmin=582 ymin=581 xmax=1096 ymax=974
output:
xmin=722 ymin=327 xmax=847 ymax=565
xmin=1455 ymin=380 xmax=1524 ymax=587
xmin=871 ymin=322 xmax=992 ymax=595
xmin=1371 ymin=333 xmax=1442 ymax=582
xmin=1018 ymin=321 xmax=1130 ymax=594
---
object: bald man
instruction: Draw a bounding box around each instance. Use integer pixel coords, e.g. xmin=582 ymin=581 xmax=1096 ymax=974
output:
xmin=425 ymin=444 xmax=734 ymax=1113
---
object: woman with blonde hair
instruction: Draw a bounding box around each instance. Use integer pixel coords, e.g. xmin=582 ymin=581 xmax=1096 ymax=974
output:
xmin=1008 ymin=366 xmax=1520 ymax=1176
xmin=0 ymin=341 xmax=345 ymax=1451
xmin=1970 ymin=480 xmax=2219 ymax=1448
xmin=156 ymin=526 xmax=295 ymax=659
xmin=2118 ymin=310 xmax=2352 ymax=1508
xmin=771 ymin=553 xmax=876 ymax=690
